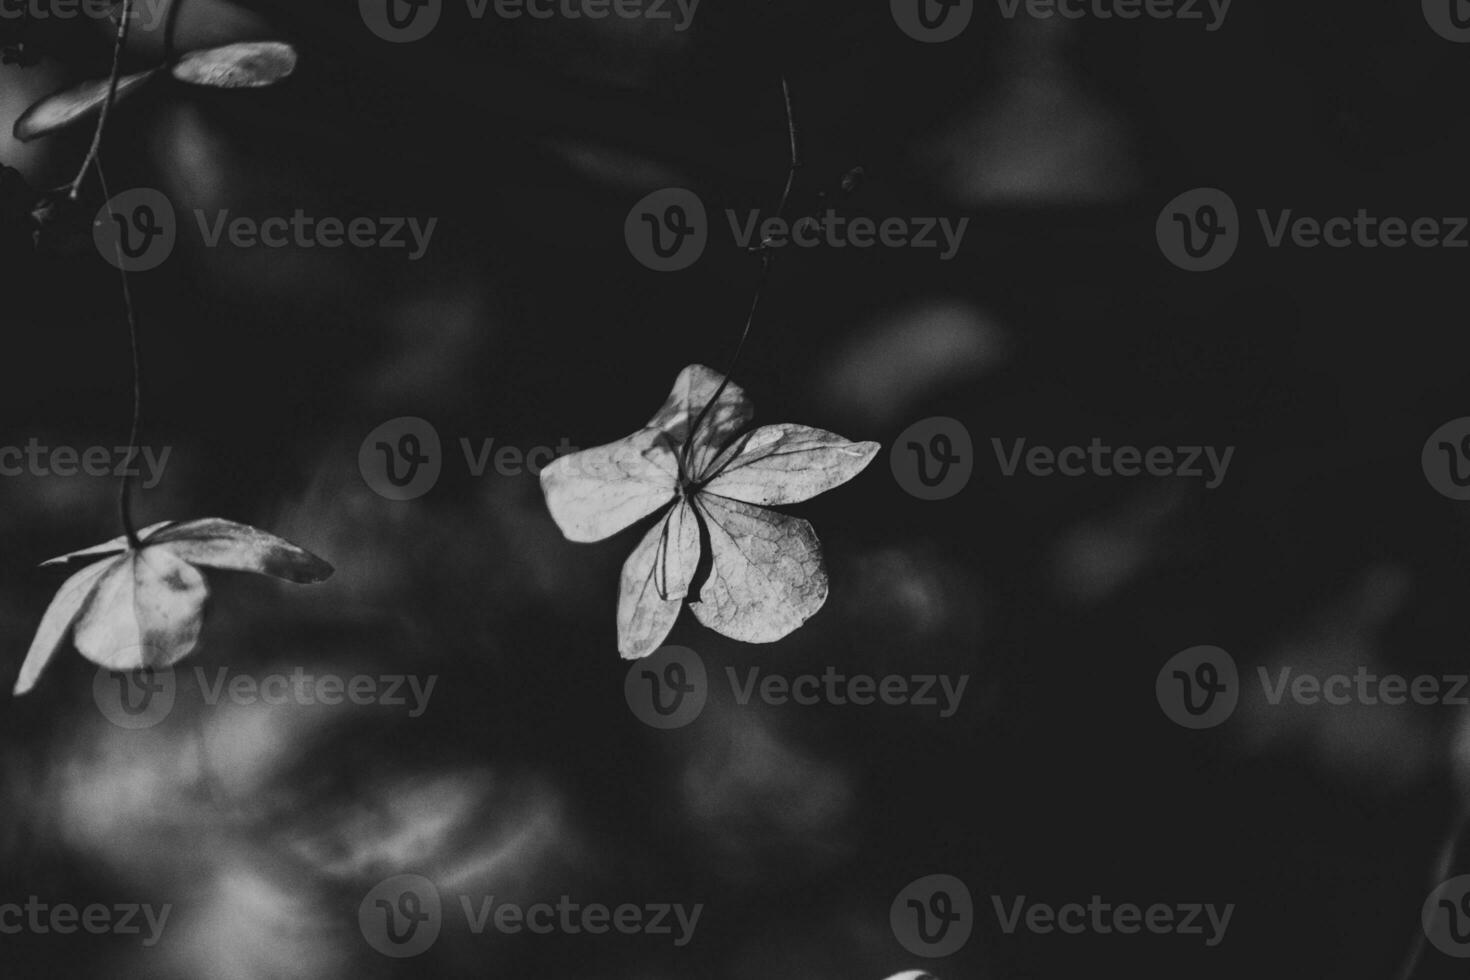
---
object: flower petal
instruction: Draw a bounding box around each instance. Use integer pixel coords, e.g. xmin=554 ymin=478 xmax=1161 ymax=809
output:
xmin=646 ymin=364 xmax=754 ymax=478
xmin=689 ymin=494 xmax=828 ymax=643
xmin=541 ymin=428 xmax=678 ymax=543
xmin=701 ymin=425 xmax=881 ymax=505
xmin=73 ymin=549 xmax=209 ymax=670
xmin=13 ymin=69 xmax=159 ymax=142
xmin=12 ymin=557 xmax=117 ymax=695
xmin=39 ymin=521 xmax=178 ymax=568
xmin=617 ymin=499 xmax=701 ymax=659
xmin=146 ymin=518 xmax=334 ymax=583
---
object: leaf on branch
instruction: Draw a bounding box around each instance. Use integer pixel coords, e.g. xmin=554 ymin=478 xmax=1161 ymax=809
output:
xmin=171 ymin=41 xmax=297 ymax=89
xmin=540 ymin=364 xmax=879 ymax=659
xmin=13 ymin=519 xmax=332 ymax=696
xmin=13 ymin=69 xmax=160 ymax=142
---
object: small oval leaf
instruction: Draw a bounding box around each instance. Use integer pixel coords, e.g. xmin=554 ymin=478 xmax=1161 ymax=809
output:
xmin=171 ymin=41 xmax=297 ymax=89
xmin=14 ymin=70 xmax=159 ymax=142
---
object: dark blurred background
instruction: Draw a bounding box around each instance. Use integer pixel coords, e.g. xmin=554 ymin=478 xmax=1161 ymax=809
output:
xmin=3 ymin=0 xmax=1470 ymax=976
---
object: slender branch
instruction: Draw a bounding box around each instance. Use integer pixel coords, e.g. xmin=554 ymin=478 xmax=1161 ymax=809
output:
xmin=68 ymin=0 xmax=134 ymax=201
xmin=94 ymin=157 xmax=143 ymax=550
xmin=682 ymin=75 xmax=801 ymax=477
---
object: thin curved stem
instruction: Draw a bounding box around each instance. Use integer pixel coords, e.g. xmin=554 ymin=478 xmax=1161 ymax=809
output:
xmin=68 ymin=0 xmax=134 ymax=201
xmin=94 ymin=156 xmax=143 ymax=550
xmin=681 ymin=74 xmax=800 ymax=475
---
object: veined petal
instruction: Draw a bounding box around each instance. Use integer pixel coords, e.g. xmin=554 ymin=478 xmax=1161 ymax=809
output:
xmin=617 ymin=499 xmax=701 ymax=660
xmin=148 ymin=518 xmax=334 ymax=583
xmin=689 ymin=494 xmax=828 ymax=643
xmin=701 ymin=424 xmax=880 ymax=504
xmin=73 ymin=548 xmax=209 ymax=670
xmin=646 ymin=364 xmax=754 ymax=478
xmin=39 ymin=521 xmax=177 ymax=567
xmin=541 ymin=428 xmax=678 ymax=543
xmin=12 ymin=557 xmax=117 ymax=695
